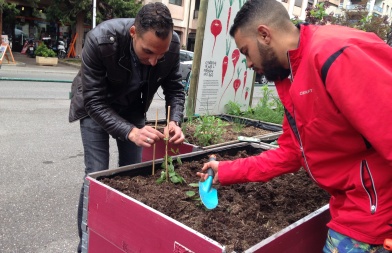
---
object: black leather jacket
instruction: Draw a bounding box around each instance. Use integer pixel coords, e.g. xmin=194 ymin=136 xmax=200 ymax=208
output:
xmin=68 ymin=18 xmax=185 ymax=141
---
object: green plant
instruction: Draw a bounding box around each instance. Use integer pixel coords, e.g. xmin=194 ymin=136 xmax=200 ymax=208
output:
xmin=194 ymin=115 xmax=228 ymax=146
xmin=156 ymin=149 xmax=186 ymax=184
xmin=224 ymin=101 xmax=243 ymax=116
xmin=34 ymin=43 xmax=56 ymax=57
xmin=231 ymin=117 xmax=246 ymax=133
xmin=224 ymin=86 xmax=284 ymax=124
xmin=185 ymin=183 xmax=200 ymax=200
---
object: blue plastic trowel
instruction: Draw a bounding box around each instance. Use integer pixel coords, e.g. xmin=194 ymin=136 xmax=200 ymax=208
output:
xmin=199 ymin=155 xmax=218 ymax=209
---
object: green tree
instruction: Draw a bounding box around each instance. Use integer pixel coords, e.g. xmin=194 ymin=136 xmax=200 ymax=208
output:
xmin=45 ymin=0 xmax=142 ymax=25
xmin=0 ymin=1 xmax=19 ymax=19
xmin=301 ymin=1 xmax=392 ymax=44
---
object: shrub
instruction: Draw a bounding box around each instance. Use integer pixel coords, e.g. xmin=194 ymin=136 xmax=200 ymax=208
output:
xmin=35 ymin=43 xmax=56 ymax=57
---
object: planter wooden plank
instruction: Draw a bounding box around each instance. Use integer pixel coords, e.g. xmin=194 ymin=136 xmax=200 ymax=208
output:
xmin=246 ymin=205 xmax=330 ymax=253
xmin=87 ymin=179 xmax=224 ymax=253
xmin=88 ymin=229 xmax=125 ymax=253
xmin=146 ymin=115 xmax=282 ymax=150
xmin=35 ymin=56 xmax=58 ymax=66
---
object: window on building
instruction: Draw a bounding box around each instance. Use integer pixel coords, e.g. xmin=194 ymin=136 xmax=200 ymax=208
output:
xmin=169 ymin=0 xmax=183 ymax=6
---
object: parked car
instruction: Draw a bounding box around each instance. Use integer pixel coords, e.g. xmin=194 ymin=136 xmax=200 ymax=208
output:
xmin=179 ymin=49 xmax=193 ymax=81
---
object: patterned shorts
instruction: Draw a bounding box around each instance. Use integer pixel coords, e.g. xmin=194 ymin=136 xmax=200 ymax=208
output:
xmin=323 ymin=229 xmax=390 ymax=253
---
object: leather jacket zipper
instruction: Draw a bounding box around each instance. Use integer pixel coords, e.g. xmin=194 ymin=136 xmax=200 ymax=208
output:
xmin=360 ymin=160 xmax=377 ymax=214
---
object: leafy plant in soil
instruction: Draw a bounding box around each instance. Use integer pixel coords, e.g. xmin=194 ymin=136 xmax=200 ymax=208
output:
xmin=183 ymin=117 xmax=274 ymax=147
xmin=225 ymin=85 xmax=284 ymax=124
xmin=100 ymin=149 xmax=330 ymax=252
xmin=157 ymin=149 xmax=185 ymax=184
xmin=193 ymin=114 xmax=229 ymax=146
xmin=147 ymin=118 xmax=274 ymax=148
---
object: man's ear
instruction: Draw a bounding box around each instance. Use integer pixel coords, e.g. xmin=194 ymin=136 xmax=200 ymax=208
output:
xmin=257 ymin=25 xmax=271 ymax=44
xmin=130 ymin=26 xmax=136 ymax=38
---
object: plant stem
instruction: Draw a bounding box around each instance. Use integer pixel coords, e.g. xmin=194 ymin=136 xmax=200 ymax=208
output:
xmin=152 ymin=109 xmax=158 ymax=175
xmin=165 ymin=106 xmax=171 ymax=182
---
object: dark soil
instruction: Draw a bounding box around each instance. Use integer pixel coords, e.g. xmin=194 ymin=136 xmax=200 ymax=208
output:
xmin=149 ymin=121 xmax=274 ymax=147
xmin=183 ymin=123 xmax=272 ymax=147
xmin=100 ymin=149 xmax=330 ymax=252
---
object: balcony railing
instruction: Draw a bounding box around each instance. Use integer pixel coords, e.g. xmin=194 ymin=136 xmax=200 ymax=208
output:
xmin=345 ymin=3 xmax=370 ymax=10
xmin=373 ymin=5 xmax=383 ymax=13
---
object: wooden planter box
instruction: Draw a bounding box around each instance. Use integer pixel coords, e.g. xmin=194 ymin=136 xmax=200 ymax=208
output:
xmin=209 ymin=114 xmax=282 ymax=148
xmin=36 ymin=56 xmax=58 ymax=66
xmin=83 ymin=143 xmax=330 ymax=253
xmin=146 ymin=114 xmax=283 ymax=151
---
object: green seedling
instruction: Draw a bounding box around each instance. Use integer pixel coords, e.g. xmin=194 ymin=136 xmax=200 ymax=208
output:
xmin=156 ymin=149 xmax=185 ymax=184
xmin=194 ymin=115 xmax=228 ymax=146
xmin=186 ymin=183 xmax=202 ymax=204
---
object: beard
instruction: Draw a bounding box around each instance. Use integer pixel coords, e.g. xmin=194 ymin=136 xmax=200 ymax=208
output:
xmin=257 ymin=41 xmax=290 ymax=82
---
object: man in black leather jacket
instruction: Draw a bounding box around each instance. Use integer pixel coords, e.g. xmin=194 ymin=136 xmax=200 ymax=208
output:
xmin=68 ymin=3 xmax=185 ymax=252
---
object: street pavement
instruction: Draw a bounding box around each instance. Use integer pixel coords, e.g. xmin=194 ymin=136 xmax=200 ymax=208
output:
xmin=1 ymin=52 xmax=81 ymax=74
xmin=0 ymin=52 xmax=166 ymax=253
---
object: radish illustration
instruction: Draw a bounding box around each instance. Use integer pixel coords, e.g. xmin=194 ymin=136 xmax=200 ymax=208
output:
xmin=218 ymin=48 xmax=242 ymax=108
xmin=222 ymin=39 xmax=231 ymax=87
xmin=233 ymin=69 xmax=242 ymax=101
xmin=241 ymin=58 xmax=248 ymax=96
xmin=245 ymin=87 xmax=250 ymax=100
xmin=226 ymin=0 xmax=234 ymax=34
xmin=211 ymin=0 xmax=224 ymax=56
xmin=227 ymin=48 xmax=240 ymax=86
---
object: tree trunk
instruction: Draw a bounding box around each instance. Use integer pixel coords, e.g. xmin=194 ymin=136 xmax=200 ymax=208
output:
xmin=75 ymin=11 xmax=85 ymax=58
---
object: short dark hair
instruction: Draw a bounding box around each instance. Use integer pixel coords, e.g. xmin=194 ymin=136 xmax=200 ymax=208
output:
xmin=135 ymin=2 xmax=174 ymax=39
xmin=229 ymin=0 xmax=290 ymax=37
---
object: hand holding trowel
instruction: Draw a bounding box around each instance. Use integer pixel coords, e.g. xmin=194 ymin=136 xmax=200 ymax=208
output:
xmin=198 ymin=154 xmax=219 ymax=209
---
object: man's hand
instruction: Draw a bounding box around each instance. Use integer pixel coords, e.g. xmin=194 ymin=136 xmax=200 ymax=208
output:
xmin=128 ymin=126 xmax=165 ymax=147
xmin=196 ymin=160 xmax=220 ymax=184
xmin=164 ymin=121 xmax=185 ymax=144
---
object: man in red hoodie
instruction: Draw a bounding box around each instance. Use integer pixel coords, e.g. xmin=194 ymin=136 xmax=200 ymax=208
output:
xmin=198 ymin=0 xmax=392 ymax=252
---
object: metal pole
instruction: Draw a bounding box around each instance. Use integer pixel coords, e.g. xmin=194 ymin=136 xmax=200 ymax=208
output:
xmin=185 ymin=0 xmax=193 ymax=50
xmin=92 ymin=0 xmax=97 ymax=28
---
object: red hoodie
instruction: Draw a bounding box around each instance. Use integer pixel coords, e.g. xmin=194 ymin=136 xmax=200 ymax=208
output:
xmin=219 ymin=24 xmax=392 ymax=244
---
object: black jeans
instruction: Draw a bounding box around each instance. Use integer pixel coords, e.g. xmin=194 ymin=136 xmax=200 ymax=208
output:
xmin=77 ymin=117 xmax=142 ymax=252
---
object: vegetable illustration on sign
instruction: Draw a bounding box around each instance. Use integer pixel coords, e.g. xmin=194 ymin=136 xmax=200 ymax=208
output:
xmin=241 ymin=58 xmax=248 ymax=96
xmin=233 ymin=68 xmax=242 ymax=101
xmin=228 ymin=48 xmax=240 ymax=85
xmin=211 ymin=0 xmax=224 ymax=56
xmin=226 ymin=0 xmax=235 ymax=34
xmin=217 ymin=48 xmax=241 ymax=108
xmin=222 ymin=38 xmax=231 ymax=87
xmin=245 ymin=87 xmax=250 ymax=100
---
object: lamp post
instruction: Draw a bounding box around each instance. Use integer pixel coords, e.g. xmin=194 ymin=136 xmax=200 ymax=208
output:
xmin=92 ymin=0 xmax=97 ymax=28
xmin=185 ymin=0 xmax=193 ymax=50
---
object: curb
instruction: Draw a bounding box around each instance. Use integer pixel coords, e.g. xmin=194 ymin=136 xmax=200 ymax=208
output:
xmin=1 ymin=61 xmax=80 ymax=74
xmin=0 ymin=77 xmax=73 ymax=83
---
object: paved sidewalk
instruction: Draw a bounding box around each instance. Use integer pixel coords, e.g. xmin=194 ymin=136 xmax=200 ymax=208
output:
xmin=1 ymin=52 xmax=80 ymax=74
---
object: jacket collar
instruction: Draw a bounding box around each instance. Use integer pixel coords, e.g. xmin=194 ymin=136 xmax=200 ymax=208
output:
xmin=118 ymin=30 xmax=132 ymax=72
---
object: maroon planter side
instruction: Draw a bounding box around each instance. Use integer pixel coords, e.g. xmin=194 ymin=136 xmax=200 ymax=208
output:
xmin=86 ymin=178 xmax=224 ymax=253
xmin=85 ymin=143 xmax=329 ymax=253
xmin=246 ymin=205 xmax=330 ymax=253
xmin=141 ymin=139 xmax=199 ymax=162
